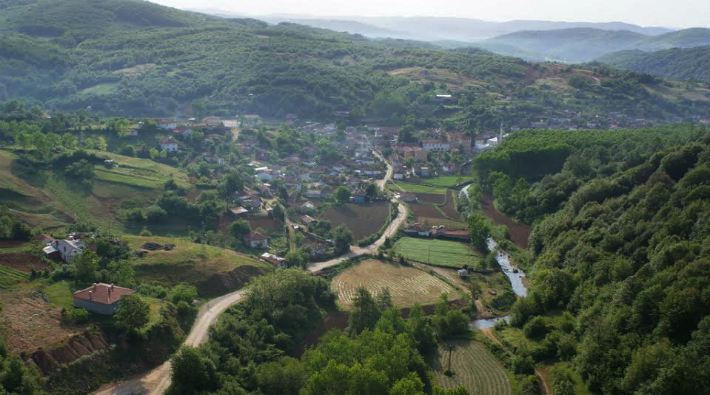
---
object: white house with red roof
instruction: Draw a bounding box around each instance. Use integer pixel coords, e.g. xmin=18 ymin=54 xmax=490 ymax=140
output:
xmin=73 ymin=283 xmax=136 ymax=315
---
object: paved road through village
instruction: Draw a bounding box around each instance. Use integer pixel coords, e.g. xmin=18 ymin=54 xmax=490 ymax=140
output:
xmin=94 ymin=150 xmax=407 ymax=395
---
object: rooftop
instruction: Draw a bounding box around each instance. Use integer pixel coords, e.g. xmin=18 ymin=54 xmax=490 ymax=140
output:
xmin=73 ymin=283 xmax=135 ymax=305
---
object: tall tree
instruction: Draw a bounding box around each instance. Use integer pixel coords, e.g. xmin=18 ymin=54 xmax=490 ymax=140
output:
xmin=348 ymin=287 xmax=381 ymax=335
xmin=115 ymin=294 xmax=150 ymax=333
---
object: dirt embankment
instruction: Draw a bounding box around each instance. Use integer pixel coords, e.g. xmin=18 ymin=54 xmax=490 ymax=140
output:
xmin=31 ymin=331 xmax=110 ymax=375
xmin=0 ymin=252 xmax=48 ymax=272
xmin=481 ymin=193 xmax=530 ymax=249
xmin=292 ymin=311 xmax=349 ymax=358
xmin=196 ymin=265 xmax=267 ymax=297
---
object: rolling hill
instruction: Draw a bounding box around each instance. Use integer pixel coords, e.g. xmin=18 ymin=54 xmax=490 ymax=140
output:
xmin=245 ymin=14 xmax=673 ymax=41
xmin=0 ymin=0 xmax=708 ymax=121
xmin=597 ymin=46 xmax=710 ymax=82
xmin=481 ymin=27 xmax=710 ymax=62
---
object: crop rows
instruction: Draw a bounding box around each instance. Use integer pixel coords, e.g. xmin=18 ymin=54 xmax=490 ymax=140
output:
xmin=332 ymin=259 xmax=455 ymax=307
xmin=433 ymin=340 xmax=513 ymax=395
xmin=0 ymin=266 xmax=29 ymax=289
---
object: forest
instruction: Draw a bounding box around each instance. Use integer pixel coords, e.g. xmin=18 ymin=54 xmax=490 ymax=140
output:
xmin=166 ymin=269 xmax=471 ymax=395
xmin=473 ymin=124 xmax=710 ymax=394
xmin=0 ymin=0 xmax=709 ymax=124
xmin=598 ymin=46 xmax=710 ymax=83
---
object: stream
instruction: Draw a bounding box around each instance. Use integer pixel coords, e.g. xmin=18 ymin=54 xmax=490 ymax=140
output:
xmin=460 ymin=185 xmax=529 ymax=329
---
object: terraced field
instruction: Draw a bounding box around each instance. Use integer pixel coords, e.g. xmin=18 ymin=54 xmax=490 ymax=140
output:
xmin=332 ymin=259 xmax=456 ymax=308
xmin=0 ymin=266 xmax=29 ymax=289
xmin=432 ymin=339 xmax=513 ymax=395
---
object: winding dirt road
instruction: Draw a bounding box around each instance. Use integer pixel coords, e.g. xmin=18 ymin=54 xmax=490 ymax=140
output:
xmin=94 ymin=149 xmax=405 ymax=395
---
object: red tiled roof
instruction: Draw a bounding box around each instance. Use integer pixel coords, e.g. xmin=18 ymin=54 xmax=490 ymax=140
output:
xmin=247 ymin=231 xmax=268 ymax=241
xmin=35 ymin=234 xmax=56 ymax=242
xmin=73 ymin=283 xmax=135 ymax=305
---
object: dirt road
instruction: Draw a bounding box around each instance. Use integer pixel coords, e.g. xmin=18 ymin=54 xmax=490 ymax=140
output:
xmin=94 ymin=291 xmax=246 ymax=395
xmin=94 ymin=150 xmax=404 ymax=394
xmin=308 ymin=150 xmax=407 ymax=273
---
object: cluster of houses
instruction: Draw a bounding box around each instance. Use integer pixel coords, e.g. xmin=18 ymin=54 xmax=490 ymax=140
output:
xmin=234 ymin=128 xmax=387 ymax=204
xmin=386 ymin=130 xmax=475 ymax=180
xmin=154 ymin=116 xmax=233 ymax=154
xmin=34 ymin=234 xmax=137 ymax=316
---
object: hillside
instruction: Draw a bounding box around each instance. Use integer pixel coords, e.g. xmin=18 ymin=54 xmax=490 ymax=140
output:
xmin=598 ymin=46 xmax=710 ymax=82
xmin=472 ymin=124 xmax=710 ymax=393
xmin=0 ymin=147 xmax=190 ymax=233
xmin=0 ymin=0 xmax=708 ymax=121
xmin=482 ymin=27 xmax=710 ymax=63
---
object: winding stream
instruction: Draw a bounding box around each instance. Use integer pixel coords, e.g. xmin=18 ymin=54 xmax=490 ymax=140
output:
xmin=460 ymin=185 xmax=529 ymax=329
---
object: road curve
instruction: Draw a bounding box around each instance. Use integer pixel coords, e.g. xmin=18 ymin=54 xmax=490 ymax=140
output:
xmin=93 ymin=291 xmax=246 ymax=395
xmin=93 ymin=150 xmax=404 ymax=395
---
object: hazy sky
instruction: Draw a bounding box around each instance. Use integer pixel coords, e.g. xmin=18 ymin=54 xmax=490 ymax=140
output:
xmin=151 ymin=0 xmax=710 ymax=28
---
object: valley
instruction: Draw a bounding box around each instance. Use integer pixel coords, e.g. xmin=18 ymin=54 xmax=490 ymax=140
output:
xmin=0 ymin=1 xmax=709 ymax=395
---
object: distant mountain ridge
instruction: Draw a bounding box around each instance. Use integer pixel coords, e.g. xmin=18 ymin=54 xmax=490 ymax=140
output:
xmin=196 ymin=11 xmax=674 ymax=41
xmin=480 ymin=27 xmax=710 ymax=62
xmin=597 ymin=46 xmax=710 ymax=82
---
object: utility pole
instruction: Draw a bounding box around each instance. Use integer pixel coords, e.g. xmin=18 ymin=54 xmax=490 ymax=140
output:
xmin=447 ymin=344 xmax=453 ymax=373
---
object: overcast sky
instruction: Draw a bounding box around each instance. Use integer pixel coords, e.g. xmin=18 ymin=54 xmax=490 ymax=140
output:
xmin=151 ymin=0 xmax=709 ymax=28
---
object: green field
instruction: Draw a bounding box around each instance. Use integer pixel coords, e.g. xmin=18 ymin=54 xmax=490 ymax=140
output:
xmin=0 ymin=266 xmax=29 ymax=290
xmin=431 ymin=339 xmax=513 ymax=395
xmin=393 ymin=237 xmax=480 ymax=268
xmin=392 ymin=182 xmax=447 ymax=195
xmin=96 ymin=152 xmax=191 ymax=188
xmin=35 ymin=280 xmax=74 ymax=308
xmin=424 ymin=176 xmax=474 ymax=188
xmin=124 ymin=235 xmax=270 ymax=287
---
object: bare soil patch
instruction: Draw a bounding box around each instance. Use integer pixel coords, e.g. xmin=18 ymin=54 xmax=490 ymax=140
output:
xmin=185 ymin=188 xmax=202 ymax=203
xmin=0 ymin=252 xmax=48 ymax=272
xmin=440 ymin=191 xmax=460 ymax=219
xmin=0 ymin=240 xmax=28 ymax=248
xmin=0 ymin=290 xmax=84 ymax=354
xmin=320 ymin=203 xmax=389 ymax=241
xmin=415 ymin=192 xmax=446 ymax=204
xmin=410 ymin=203 xmax=447 ymax=220
xmin=248 ymin=215 xmax=282 ymax=233
xmin=481 ymin=193 xmax=530 ymax=249
xmin=291 ymin=311 xmax=349 ymax=358
xmin=196 ymin=265 xmax=267 ymax=297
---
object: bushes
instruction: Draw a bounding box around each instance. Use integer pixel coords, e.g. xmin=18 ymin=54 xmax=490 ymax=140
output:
xmin=523 ymin=316 xmax=549 ymax=339
xmin=0 ymin=214 xmax=33 ymax=241
xmin=145 ymin=205 xmax=168 ymax=223
xmin=491 ymin=289 xmax=516 ymax=311
xmin=62 ymin=307 xmax=89 ymax=324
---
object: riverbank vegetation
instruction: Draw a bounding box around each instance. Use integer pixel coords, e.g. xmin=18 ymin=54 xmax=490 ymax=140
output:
xmin=473 ymin=124 xmax=710 ymax=394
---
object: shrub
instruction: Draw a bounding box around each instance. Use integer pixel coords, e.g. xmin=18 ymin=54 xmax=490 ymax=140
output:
xmin=62 ymin=307 xmax=89 ymax=324
xmin=523 ymin=316 xmax=549 ymax=339
xmin=146 ymin=206 xmax=168 ymax=223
